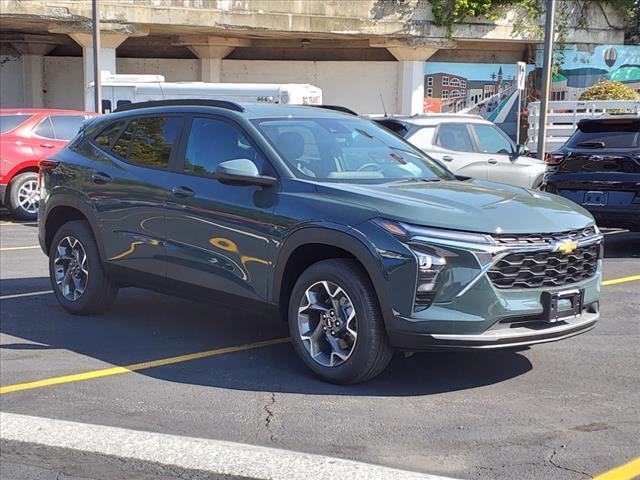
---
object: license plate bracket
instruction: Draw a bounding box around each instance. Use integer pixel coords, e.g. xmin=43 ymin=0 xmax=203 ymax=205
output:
xmin=541 ymin=289 xmax=584 ymax=323
xmin=583 ymin=190 xmax=608 ymax=206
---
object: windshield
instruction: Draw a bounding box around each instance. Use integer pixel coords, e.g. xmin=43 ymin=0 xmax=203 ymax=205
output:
xmin=253 ymin=117 xmax=453 ymax=182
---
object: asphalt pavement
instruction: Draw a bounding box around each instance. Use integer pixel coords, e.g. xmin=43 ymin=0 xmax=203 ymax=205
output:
xmin=1 ymin=218 xmax=638 ymax=480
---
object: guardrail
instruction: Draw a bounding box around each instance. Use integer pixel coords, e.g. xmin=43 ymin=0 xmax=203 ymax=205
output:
xmin=527 ymin=99 xmax=640 ymax=153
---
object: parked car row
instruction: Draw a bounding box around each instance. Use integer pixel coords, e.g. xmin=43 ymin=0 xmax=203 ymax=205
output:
xmin=1 ymin=109 xmax=98 ymax=220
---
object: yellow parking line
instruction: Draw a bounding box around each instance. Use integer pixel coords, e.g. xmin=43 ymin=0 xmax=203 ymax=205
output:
xmin=594 ymin=456 xmax=640 ymax=480
xmin=0 ymin=245 xmax=41 ymax=252
xmin=0 ymin=337 xmax=291 ymax=395
xmin=602 ymin=275 xmax=640 ymax=287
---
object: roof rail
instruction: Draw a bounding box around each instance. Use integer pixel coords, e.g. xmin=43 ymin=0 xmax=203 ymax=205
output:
xmin=114 ymin=99 xmax=244 ymax=113
xmin=308 ymin=105 xmax=358 ymax=116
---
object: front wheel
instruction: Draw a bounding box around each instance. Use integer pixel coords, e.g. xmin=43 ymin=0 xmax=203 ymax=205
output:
xmin=288 ymin=259 xmax=393 ymax=384
xmin=49 ymin=220 xmax=118 ymax=315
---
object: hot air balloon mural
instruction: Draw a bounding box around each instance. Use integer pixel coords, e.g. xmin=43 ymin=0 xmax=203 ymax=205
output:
xmin=604 ymin=47 xmax=617 ymax=68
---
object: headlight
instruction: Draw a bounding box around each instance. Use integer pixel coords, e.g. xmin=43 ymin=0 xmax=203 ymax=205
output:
xmin=413 ymin=248 xmax=447 ymax=311
xmin=374 ymin=218 xmax=493 ymax=245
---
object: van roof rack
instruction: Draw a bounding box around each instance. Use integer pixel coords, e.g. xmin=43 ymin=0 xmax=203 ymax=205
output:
xmin=309 ymin=105 xmax=358 ymax=116
xmin=114 ymin=99 xmax=244 ymax=113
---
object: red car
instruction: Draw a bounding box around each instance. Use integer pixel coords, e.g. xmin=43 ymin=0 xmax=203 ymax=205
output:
xmin=1 ymin=108 xmax=98 ymax=220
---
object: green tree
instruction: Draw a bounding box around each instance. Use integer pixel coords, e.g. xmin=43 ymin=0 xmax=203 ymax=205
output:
xmin=578 ymin=80 xmax=640 ymax=100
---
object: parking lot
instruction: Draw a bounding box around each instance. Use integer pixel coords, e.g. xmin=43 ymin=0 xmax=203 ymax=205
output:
xmin=1 ymin=215 xmax=639 ymax=479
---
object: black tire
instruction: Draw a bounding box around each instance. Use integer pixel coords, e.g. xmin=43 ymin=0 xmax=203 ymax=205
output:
xmin=288 ymin=259 xmax=393 ymax=384
xmin=49 ymin=220 xmax=118 ymax=315
xmin=8 ymin=172 xmax=39 ymax=220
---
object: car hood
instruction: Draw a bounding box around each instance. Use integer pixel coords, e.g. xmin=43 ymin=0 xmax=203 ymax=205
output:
xmin=317 ymin=179 xmax=594 ymax=234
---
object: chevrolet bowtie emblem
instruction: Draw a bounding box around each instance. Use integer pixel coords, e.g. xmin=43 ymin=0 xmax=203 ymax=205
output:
xmin=556 ymin=240 xmax=578 ymax=255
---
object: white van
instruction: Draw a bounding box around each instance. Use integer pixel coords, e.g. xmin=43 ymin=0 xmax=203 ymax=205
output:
xmin=90 ymin=74 xmax=323 ymax=113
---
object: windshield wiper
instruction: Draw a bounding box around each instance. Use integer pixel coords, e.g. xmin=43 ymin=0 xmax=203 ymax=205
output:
xmin=575 ymin=141 xmax=606 ymax=148
xmin=384 ymin=177 xmax=442 ymax=185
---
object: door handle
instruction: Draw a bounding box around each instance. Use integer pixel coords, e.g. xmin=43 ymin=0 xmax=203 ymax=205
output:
xmin=40 ymin=143 xmax=55 ymax=149
xmin=91 ymin=172 xmax=112 ymax=184
xmin=442 ymin=155 xmax=454 ymax=162
xmin=488 ymin=158 xmax=498 ymax=164
xmin=171 ymin=186 xmax=195 ymax=198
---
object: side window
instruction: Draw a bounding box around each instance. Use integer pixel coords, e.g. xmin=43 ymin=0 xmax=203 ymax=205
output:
xmin=33 ymin=117 xmax=55 ymax=139
xmin=111 ymin=120 xmax=137 ymax=159
xmin=94 ymin=121 xmax=126 ymax=148
xmin=127 ymin=117 xmax=182 ymax=169
xmin=472 ymin=124 xmax=514 ymax=155
xmin=50 ymin=115 xmax=86 ymax=141
xmin=407 ymin=127 xmax=435 ymax=151
xmin=183 ymin=117 xmax=263 ymax=176
xmin=436 ymin=124 xmax=474 ymax=152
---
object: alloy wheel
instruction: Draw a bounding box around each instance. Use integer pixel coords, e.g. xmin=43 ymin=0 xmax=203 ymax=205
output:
xmin=16 ymin=179 xmax=39 ymax=215
xmin=54 ymin=236 xmax=89 ymax=301
xmin=297 ymin=280 xmax=358 ymax=367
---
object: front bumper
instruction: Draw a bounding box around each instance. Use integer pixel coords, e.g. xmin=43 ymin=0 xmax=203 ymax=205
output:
xmin=370 ymin=222 xmax=604 ymax=351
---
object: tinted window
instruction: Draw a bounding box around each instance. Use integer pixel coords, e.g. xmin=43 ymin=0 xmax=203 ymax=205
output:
xmin=94 ymin=121 xmax=126 ymax=148
xmin=184 ymin=117 xmax=263 ymax=176
xmin=33 ymin=117 xmax=55 ymax=139
xmin=255 ymin=117 xmax=452 ymax=182
xmin=472 ymin=124 xmax=513 ymax=155
xmin=0 ymin=114 xmax=33 ymax=133
xmin=568 ymin=129 xmax=640 ymax=149
xmin=436 ymin=124 xmax=474 ymax=152
xmin=111 ymin=120 xmax=137 ymax=158
xmin=50 ymin=115 xmax=86 ymax=141
xmin=128 ymin=117 xmax=182 ymax=169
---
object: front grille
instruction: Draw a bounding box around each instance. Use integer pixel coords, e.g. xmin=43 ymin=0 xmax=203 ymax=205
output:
xmin=491 ymin=226 xmax=596 ymax=246
xmin=487 ymin=244 xmax=599 ymax=289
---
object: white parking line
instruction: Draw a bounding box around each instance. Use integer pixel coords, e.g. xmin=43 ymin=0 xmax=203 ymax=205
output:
xmin=0 ymin=412 xmax=456 ymax=480
xmin=0 ymin=290 xmax=53 ymax=300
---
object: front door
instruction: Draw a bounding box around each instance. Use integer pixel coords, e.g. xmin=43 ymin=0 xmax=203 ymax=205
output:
xmin=86 ymin=115 xmax=184 ymax=279
xmin=470 ymin=124 xmax=530 ymax=187
xmin=164 ymin=115 xmax=279 ymax=302
xmin=430 ymin=123 xmax=489 ymax=179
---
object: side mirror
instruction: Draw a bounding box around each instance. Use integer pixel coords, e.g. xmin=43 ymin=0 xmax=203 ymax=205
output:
xmin=215 ymin=159 xmax=277 ymax=187
xmin=514 ymin=144 xmax=529 ymax=157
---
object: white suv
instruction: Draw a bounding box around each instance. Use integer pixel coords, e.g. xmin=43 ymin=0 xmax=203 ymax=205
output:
xmin=372 ymin=114 xmax=545 ymax=189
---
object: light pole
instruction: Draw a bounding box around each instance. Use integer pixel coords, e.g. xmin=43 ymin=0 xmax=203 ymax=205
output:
xmin=92 ymin=0 xmax=101 ymax=113
xmin=537 ymin=0 xmax=556 ymax=159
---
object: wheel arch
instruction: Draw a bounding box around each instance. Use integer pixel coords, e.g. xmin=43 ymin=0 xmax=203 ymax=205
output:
xmin=272 ymin=227 xmax=393 ymax=329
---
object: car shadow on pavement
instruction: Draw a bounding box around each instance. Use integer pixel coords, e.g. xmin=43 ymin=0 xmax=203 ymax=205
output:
xmin=1 ymin=277 xmax=532 ymax=397
xmin=603 ymin=231 xmax=640 ymax=259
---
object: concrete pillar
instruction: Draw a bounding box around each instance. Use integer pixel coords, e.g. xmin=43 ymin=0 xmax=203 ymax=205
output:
xmin=68 ymin=33 xmax=128 ymax=111
xmin=177 ymin=36 xmax=251 ymax=83
xmin=6 ymin=37 xmax=57 ymax=108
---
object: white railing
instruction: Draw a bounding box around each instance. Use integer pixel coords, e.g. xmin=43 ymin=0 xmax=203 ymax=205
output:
xmin=527 ymin=99 xmax=640 ymax=153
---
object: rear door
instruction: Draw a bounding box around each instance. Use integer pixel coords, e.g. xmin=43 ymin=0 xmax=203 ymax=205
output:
xmin=30 ymin=114 xmax=88 ymax=159
xmin=163 ymin=115 xmax=279 ymax=303
xmin=87 ymin=115 xmax=185 ymax=279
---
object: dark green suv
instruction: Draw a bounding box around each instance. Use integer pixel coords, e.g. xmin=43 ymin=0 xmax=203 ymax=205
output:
xmin=39 ymin=100 xmax=603 ymax=384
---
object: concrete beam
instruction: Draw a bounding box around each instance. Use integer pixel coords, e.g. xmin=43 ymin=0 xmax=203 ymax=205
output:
xmin=176 ymin=36 xmax=251 ymax=83
xmin=386 ymin=46 xmax=439 ymax=62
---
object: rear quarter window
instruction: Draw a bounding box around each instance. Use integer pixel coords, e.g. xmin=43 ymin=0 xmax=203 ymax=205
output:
xmin=0 ymin=114 xmax=33 ymax=133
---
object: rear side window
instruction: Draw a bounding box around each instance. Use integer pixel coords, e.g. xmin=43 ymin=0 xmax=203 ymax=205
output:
xmin=111 ymin=116 xmax=182 ymax=169
xmin=50 ymin=115 xmax=86 ymax=141
xmin=567 ymin=129 xmax=640 ymax=149
xmin=0 ymin=114 xmax=33 ymax=133
xmin=436 ymin=124 xmax=474 ymax=152
xmin=94 ymin=121 xmax=126 ymax=148
xmin=33 ymin=117 xmax=55 ymax=139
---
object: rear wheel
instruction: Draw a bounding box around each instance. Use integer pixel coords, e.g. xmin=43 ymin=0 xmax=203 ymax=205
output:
xmin=8 ymin=172 xmax=39 ymax=220
xmin=49 ymin=220 xmax=118 ymax=315
xmin=288 ymin=259 xmax=393 ymax=384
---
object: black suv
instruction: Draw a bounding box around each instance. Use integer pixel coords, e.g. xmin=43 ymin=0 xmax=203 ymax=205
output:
xmin=545 ymin=116 xmax=640 ymax=231
xmin=39 ymin=100 xmax=602 ymax=384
